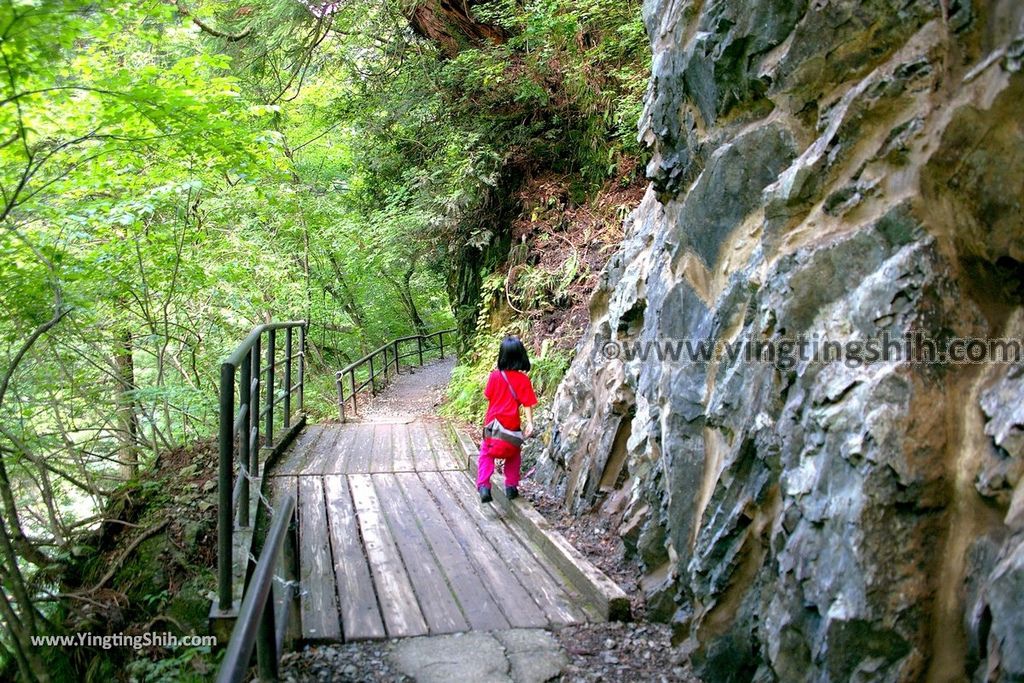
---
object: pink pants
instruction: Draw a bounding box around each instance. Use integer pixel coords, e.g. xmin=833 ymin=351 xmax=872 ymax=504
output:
xmin=476 ymin=437 xmax=521 ymax=488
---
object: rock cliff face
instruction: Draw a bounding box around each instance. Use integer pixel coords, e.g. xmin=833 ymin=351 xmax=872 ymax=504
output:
xmin=535 ymin=1 xmax=1024 ymax=680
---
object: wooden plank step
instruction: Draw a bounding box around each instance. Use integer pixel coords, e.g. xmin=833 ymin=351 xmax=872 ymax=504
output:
xmin=274 ymin=425 xmax=325 ymax=476
xmin=323 ymin=475 xmax=386 ymax=641
xmin=410 ymin=420 xmax=441 ymax=472
xmin=372 ymin=473 xmax=468 ymax=634
xmin=308 ymin=425 xmax=345 ymax=475
xmin=336 ymin=424 xmax=365 ymax=474
xmin=391 ymin=423 xmax=415 ymax=473
xmin=344 ymin=423 xmax=375 ymax=474
xmin=348 ymin=474 xmax=429 ymax=637
xmin=418 ymin=471 xmax=547 ymax=629
xmin=298 ymin=477 xmax=342 ymax=641
xmin=425 ymin=420 xmax=464 ymax=471
xmin=437 ymin=471 xmax=586 ymax=626
xmin=369 ymin=424 xmax=395 ymax=474
xmin=395 ymin=473 xmax=510 ymax=632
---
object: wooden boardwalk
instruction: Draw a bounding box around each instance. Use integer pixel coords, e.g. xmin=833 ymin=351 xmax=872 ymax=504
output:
xmin=269 ymin=418 xmax=600 ymax=643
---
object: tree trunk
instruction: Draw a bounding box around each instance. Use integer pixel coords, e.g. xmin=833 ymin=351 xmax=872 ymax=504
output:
xmin=405 ymin=0 xmax=507 ymax=57
xmin=114 ymin=328 xmax=139 ymax=480
xmin=387 ymin=266 xmax=428 ymax=336
xmin=0 ymin=457 xmax=48 ymax=568
xmin=0 ymin=510 xmax=49 ymax=682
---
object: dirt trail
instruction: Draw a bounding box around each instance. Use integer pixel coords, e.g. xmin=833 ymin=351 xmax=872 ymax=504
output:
xmin=355 ymin=357 xmax=455 ymax=421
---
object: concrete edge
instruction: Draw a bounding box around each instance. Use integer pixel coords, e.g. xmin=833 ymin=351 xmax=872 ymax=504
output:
xmin=443 ymin=420 xmax=632 ymax=622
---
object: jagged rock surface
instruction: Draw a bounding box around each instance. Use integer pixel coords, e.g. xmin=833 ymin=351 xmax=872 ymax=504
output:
xmin=535 ymin=1 xmax=1024 ymax=680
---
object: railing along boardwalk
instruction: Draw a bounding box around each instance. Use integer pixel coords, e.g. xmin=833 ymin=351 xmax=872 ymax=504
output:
xmin=335 ymin=328 xmax=455 ymax=421
xmin=214 ymin=325 xmax=629 ymax=682
xmin=212 ymin=321 xmax=307 ymax=683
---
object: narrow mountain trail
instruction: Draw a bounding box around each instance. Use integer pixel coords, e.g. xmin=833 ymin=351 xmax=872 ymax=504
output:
xmin=277 ymin=360 xmax=693 ymax=683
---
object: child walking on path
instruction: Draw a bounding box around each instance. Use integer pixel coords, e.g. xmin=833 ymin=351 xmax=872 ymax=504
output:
xmin=478 ymin=336 xmax=537 ymax=503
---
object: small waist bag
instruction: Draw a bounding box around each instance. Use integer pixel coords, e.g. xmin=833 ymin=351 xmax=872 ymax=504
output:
xmin=483 ymin=371 xmax=525 ymax=447
xmin=484 ymin=419 xmax=524 ymax=447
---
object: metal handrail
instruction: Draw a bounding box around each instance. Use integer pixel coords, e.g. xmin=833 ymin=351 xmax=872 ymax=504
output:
xmin=216 ymin=494 xmax=298 ymax=683
xmin=334 ymin=328 xmax=455 ymax=421
xmin=217 ymin=321 xmax=307 ymax=613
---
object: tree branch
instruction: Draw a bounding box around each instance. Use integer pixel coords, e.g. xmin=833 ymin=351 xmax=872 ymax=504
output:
xmin=174 ymin=0 xmax=252 ymax=42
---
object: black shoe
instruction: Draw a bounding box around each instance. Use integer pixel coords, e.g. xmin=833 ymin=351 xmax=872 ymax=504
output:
xmin=479 ymin=486 xmax=492 ymax=503
xmin=505 ymin=485 xmax=519 ymax=500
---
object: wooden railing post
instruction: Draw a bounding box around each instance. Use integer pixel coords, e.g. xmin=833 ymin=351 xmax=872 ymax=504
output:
xmin=417 ymin=335 xmax=424 ymax=366
xmin=439 ymin=331 xmax=445 ymax=359
xmin=394 ymin=339 xmax=400 ymax=374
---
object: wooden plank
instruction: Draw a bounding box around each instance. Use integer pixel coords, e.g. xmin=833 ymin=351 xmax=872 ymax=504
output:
xmin=299 ymin=426 xmax=343 ymax=475
xmin=373 ymin=474 xmax=468 ymax=634
xmin=298 ymin=477 xmax=342 ymax=641
xmin=313 ymin=424 xmax=357 ymax=475
xmin=369 ymin=424 xmax=394 ymax=474
xmin=344 ymin=423 xmax=376 ymax=474
xmin=446 ymin=430 xmax=630 ymax=621
xmin=391 ymin=423 xmax=416 ymax=473
xmin=437 ymin=471 xmax=586 ymax=626
xmin=395 ymin=473 xmax=510 ymax=632
xmin=425 ymin=420 xmax=463 ymax=471
xmin=409 ymin=420 xmax=440 ymax=472
xmin=274 ymin=425 xmax=325 ymax=475
xmin=348 ymin=474 xmax=429 ymax=637
xmin=323 ymin=475 xmax=386 ymax=641
xmin=271 ymin=475 xmax=301 ymax=647
xmin=416 ymin=471 xmax=547 ymax=628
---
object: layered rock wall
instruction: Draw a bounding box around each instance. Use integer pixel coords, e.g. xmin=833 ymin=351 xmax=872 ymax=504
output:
xmin=536 ymin=1 xmax=1024 ymax=679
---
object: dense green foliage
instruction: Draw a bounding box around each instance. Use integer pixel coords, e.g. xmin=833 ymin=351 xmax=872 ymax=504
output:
xmin=0 ymin=0 xmax=646 ymax=678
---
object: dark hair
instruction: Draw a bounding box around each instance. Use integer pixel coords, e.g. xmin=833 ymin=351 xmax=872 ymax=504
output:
xmin=497 ymin=335 xmax=531 ymax=372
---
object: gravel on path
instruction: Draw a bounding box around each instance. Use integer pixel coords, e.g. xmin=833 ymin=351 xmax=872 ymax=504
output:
xmin=355 ymin=357 xmax=455 ymax=421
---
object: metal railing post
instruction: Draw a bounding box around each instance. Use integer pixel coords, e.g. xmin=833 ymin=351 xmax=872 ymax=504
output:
xmin=383 ymin=346 xmax=389 ymax=384
xmin=283 ymin=328 xmax=293 ymax=429
xmin=238 ymin=358 xmax=251 ymax=529
xmin=350 ymin=368 xmax=357 ymax=415
xmin=251 ymin=338 xmax=261 ymax=466
xmin=256 ymin=586 xmax=279 ymax=680
xmin=369 ymin=354 xmax=376 ymax=396
xmin=394 ymin=339 xmax=400 ymax=374
xmin=217 ymin=363 xmax=235 ymax=611
xmin=336 ymin=373 xmax=345 ymax=422
xmin=298 ymin=324 xmax=306 ymax=412
xmin=265 ymin=329 xmax=276 ymax=451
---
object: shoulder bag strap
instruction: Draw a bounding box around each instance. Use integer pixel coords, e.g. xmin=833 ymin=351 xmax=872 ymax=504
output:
xmin=499 ymin=370 xmax=520 ymax=405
